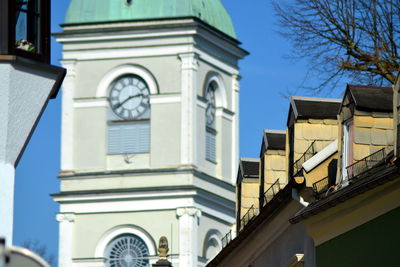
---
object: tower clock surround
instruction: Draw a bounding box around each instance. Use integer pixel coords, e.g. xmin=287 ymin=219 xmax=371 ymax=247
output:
xmin=108 ymin=75 xmax=150 ymax=120
xmin=96 ymin=65 xmax=159 ymax=99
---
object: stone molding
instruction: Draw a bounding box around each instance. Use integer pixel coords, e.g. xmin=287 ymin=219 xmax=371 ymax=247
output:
xmin=56 ymin=213 xmax=75 ymax=223
xmin=60 ymin=60 xmax=77 ymax=78
xmin=178 ymin=53 xmax=199 ymax=71
xmin=176 ymin=207 xmax=202 ymax=218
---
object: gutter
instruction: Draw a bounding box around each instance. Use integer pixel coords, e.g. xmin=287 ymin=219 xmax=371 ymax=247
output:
xmin=290 ymin=163 xmax=399 ymax=224
xmin=207 ymin=182 xmax=293 ymax=266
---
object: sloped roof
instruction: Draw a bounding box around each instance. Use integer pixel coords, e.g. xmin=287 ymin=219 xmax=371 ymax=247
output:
xmin=346 ymin=84 xmax=392 ymax=112
xmin=291 ymin=97 xmax=342 ymax=120
xmin=261 ymin=130 xmax=286 ymax=156
xmin=65 ymin=0 xmax=237 ymax=38
xmin=264 ymin=130 xmax=286 ymax=151
xmin=237 ymin=158 xmax=259 ymax=184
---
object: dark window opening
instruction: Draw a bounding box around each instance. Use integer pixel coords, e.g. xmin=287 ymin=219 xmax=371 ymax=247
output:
xmin=0 ymin=0 xmax=50 ymax=63
xmin=15 ymin=0 xmax=41 ymax=54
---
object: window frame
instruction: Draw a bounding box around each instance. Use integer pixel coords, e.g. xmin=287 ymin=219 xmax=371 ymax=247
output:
xmin=105 ymin=234 xmax=150 ymax=267
xmin=1 ymin=0 xmax=50 ymax=63
xmin=342 ymin=119 xmax=354 ymax=186
xmin=94 ymin=225 xmax=156 ymax=259
xmin=106 ymin=74 xmax=151 ymax=155
xmin=107 ymin=120 xmax=151 ymax=155
xmin=205 ymin=127 xmax=217 ymax=163
xmin=205 ymin=81 xmax=218 ymax=163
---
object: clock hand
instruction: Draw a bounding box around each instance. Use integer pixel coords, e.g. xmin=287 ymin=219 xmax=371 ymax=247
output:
xmin=115 ymin=93 xmax=144 ymax=109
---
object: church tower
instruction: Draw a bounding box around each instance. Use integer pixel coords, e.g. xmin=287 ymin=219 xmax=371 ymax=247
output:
xmin=53 ymin=1 xmax=247 ymax=266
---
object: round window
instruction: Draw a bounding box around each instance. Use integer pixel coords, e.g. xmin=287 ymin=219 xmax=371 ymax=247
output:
xmin=105 ymin=234 xmax=149 ymax=267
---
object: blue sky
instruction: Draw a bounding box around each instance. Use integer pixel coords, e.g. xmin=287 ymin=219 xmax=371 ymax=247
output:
xmin=12 ymin=0 xmax=341 ymax=263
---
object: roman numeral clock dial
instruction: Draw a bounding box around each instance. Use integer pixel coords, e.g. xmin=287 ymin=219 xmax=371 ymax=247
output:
xmin=109 ymin=75 xmax=150 ymax=120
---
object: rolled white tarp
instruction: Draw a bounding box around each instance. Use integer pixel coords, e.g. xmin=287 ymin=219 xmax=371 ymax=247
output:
xmin=303 ymin=139 xmax=338 ymax=173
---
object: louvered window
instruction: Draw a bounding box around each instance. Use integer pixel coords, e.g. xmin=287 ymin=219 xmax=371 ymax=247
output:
xmin=206 ymin=128 xmax=217 ymax=162
xmin=108 ymin=121 xmax=150 ymax=154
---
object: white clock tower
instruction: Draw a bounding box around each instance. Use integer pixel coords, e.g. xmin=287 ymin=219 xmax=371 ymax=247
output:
xmin=53 ymin=1 xmax=247 ymax=266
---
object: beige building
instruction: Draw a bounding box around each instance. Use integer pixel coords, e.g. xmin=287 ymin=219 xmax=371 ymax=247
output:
xmin=209 ymin=85 xmax=400 ymax=267
xmin=52 ymin=1 xmax=247 ymax=267
xmin=291 ymin=85 xmax=399 ymax=267
xmin=208 ymin=98 xmax=342 ymax=267
xmin=236 ymin=158 xmax=260 ymax=232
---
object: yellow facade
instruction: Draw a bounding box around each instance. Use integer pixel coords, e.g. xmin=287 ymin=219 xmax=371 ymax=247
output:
xmin=303 ymin=152 xmax=338 ymax=188
xmin=353 ymin=114 xmax=393 ymax=161
xmin=263 ymin=149 xmax=286 ymax=187
xmin=338 ymin=94 xmax=393 ymax=177
xmin=240 ymin=180 xmax=259 ymax=216
xmin=293 ymin=119 xmax=338 ymax=162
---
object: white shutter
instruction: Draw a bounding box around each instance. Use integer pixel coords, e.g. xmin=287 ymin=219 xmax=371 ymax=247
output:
xmin=108 ymin=124 xmax=123 ymax=154
xmin=138 ymin=122 xmax=150 ymax=152
xmin=123 ymin=124 xmax=139 ymax=153
xmin=108 ymin=121 xmax=150 ymax=154
xmin=206 ymin=131 xmax=216 ymax=162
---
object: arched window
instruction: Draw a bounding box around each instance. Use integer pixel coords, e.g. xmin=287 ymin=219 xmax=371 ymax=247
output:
xmin=105 ymin=234 xmax=150 ymax=267
xmin=203 ymin=230 xmax=222 ymax=261
xmin=205 ymin=81 xmax=217 ymax=162
xmin=107 ymin=74 xmax=151 ymax=154
xmin=205 ymin=237 xmax=220 ymax=260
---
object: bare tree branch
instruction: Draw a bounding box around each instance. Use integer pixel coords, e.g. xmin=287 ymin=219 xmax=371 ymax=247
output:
xmin=273 ymin=0 xmax=400 ymax=92
xmin=23 ymin=240 xmax=55 ymax=267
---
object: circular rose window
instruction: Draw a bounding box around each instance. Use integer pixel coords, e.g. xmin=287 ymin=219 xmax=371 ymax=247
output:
xmin=105 ymin=234 xmax=149 ymax=267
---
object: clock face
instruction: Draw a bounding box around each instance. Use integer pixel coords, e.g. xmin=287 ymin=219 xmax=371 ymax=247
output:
xmin=205 ymin=83 xmax=216 ymax=126
xmin=109 ymin=75 xmax=150 ymax=120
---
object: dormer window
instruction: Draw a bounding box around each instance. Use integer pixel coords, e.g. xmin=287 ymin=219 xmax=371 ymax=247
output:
xmin=0 ymin=0 xmax=50 ymax=63
xmin=342 ymin=119 xmax=354 ymax=186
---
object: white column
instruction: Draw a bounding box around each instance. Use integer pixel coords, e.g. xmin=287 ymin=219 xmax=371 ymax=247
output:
xmin=56 ymin=213 xmax=75 ymax=267
xmin=231 ymin=74 xmax=240 ymax=185
xmin=60 ymin=60 xmax=76 ymax=171
xmin=176 ymin=207 xmax=201 ymax=267
xmin=178 ymin=53 xmax=199 ymax=166
xmin=0 ymin=163 xmax=15 ymax=246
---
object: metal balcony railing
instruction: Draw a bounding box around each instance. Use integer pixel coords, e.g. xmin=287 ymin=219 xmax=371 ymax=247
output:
xmin=312 ymin=176 xmax=329 ymax=198
xmin=263 ymin=179 xmax=281 ymax=206
xmin=292 ymin=141 xmax=317 ymax=175
xmin=221 ymin=229 xmax=232 ymax=248
xmin=346 ymin=148 xmax=386 ymax=181
xmin=239 ymin=205 xmax=259 ymax=231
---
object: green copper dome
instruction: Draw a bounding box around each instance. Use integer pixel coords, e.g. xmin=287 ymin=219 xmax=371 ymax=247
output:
xmin=65 ymin=0 xmax=236 ymax=38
